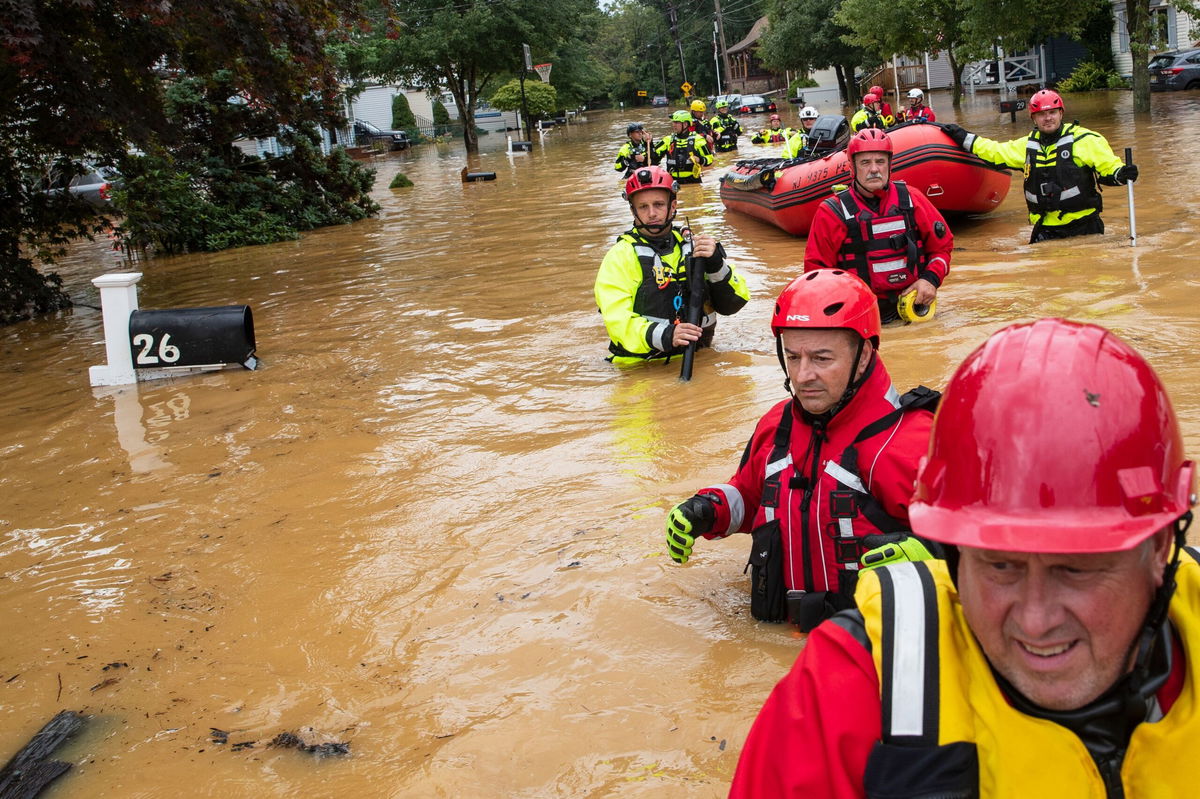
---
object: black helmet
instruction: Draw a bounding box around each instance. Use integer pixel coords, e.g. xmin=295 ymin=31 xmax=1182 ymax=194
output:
xmin=626 ymin=122 xmax=644 ymax=135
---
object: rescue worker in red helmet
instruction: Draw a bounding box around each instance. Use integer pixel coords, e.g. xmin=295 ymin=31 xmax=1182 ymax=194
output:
xmin=594 ymin=166 xmax=748 ymax=365
xmin=751 ymin=114 xmax=797 ymax=144
xmin=943 ymin=88 xmax=1138 ymax=243
xmin=804 ymin=129 xmax=953 ymax=323
xmin=850 ymin=93 xmax=891 ymax=132
xmin=729 ymin=318 xmax=1199 ymax=798
xmin=869 ymin=84 xmax=893 ymax=120
xmin=664 ymin=270 xmax=939 ymax=630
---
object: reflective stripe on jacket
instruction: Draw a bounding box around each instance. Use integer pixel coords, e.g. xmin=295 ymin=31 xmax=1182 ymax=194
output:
xmin=709 ymin=114 xmax=742 ymax=151
xmin=652 ymin=133 xmax=713 ymax=180
xmin=822 ymin=182 xmax=924 ymax=298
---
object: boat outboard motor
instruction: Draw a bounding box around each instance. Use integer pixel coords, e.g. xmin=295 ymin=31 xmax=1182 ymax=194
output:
xmin=802 ymin=115 xmax=851 ymax=157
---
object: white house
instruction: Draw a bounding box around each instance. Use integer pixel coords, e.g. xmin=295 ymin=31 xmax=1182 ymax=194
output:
xmin=1111 ymin=0 xmax=1200 ymax=76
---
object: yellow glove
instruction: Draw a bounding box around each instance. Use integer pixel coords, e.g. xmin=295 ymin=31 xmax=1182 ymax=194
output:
xmin=859 ymin=534 xmax=935 ymax=571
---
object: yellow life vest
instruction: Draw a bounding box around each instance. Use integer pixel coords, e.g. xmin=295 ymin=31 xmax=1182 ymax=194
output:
xmin=855 ymin=550 xmax=1200 ymax=797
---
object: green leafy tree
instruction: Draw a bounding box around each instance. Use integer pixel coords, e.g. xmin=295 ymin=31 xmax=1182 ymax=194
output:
xmin=342 ymin=0 xmax=596 ymax=154
xmin=759 ymin=0 xmax=874 ymax=105
xmin=490 ymin=79 xmax=558 ymax=132
xmin=0 ymin=0 xmax=367 ymax=323
xmin=392 ymin=93 xmax=417 ymax=130
xmin=836 ymin=0 xmax=1101 ymax=107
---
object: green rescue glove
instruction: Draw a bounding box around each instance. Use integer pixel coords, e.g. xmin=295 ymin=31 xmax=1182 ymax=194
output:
xmin=859 ymin=534 xmax=935 ymax=571
xmin=665 ymin=495 xmax=716 ymax=564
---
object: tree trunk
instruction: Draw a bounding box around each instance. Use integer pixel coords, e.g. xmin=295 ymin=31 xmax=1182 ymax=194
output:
xmin=948 ymin=49 xmax=963 ymax=109
xmin=1128 ymin=0 xmax=1151 ymax=113
xmin=445 ymin=74 xmax=479 ymax=155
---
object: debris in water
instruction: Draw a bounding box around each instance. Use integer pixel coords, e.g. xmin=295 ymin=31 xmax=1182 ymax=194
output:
xmin=270 ymin=732 xmax=350 ymax=756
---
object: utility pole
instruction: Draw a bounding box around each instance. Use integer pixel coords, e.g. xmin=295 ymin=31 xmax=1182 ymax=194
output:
xmin=712 ymin=19 xmax=722 ymax=95
xmin=668 ymin=3 xmax=689 ymax=91
xmin=713 ymin=0 xmax=731 ymax=91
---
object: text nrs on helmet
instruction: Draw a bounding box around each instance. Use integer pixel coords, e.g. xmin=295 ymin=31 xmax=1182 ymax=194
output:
xmin=910 ymin=318 xmax=1196 ymax=554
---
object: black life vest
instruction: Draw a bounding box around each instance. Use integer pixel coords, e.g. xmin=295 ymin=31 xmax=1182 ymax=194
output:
xmin=822 ymin=182 xmax=925 ymax=299
xmin=661 ymin=134 xmax=702 ymax=180
xmin=1023 ymin=124 xmax=1103 ymax=215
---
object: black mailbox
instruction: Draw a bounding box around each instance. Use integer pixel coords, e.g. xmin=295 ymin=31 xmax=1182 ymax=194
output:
xmin=128 ymin=306 xmax=256 ymax=370
xmin=999 ymin=99 xmax=1027 ymax=113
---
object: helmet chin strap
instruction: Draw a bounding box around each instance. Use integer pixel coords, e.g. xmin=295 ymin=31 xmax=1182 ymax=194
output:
xmin=775 ymin=335 xmax=873 ymax=419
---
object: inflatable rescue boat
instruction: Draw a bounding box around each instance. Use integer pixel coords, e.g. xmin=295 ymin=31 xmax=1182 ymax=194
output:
xmin=720 ymin=117 xmax=1011 ymax=236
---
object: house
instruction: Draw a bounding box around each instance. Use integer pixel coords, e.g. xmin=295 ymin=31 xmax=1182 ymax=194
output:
xmin=1110 ymin=0 xmax=1200 ymax=76
xmin=726 ymin=17 xmax=785 ymax=95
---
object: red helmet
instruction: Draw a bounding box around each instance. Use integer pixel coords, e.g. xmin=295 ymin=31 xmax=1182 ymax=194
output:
xmin=769 ymin=113 xmax=781 ymax=121
xmin=1029 ymin=89 xmax=1064 ymax=114
xmin=862 ymin=93 xmax=879 ymax=106
xmin=847 ymin=128 xmax=892 ymax=158
xmin=622 ymin=166 xmax=678 ymax=201
xmin=869 ymin=85 xmax=885 ymax=97
xmin=911 ymin=319 xmax=1196 ymax=553
xmin=771 ymin=269 xmax=881 ymax=345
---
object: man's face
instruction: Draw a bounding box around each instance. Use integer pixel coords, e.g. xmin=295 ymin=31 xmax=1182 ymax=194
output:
xmin=770 ymin=119 xmax=781 ymax=130
xmin=802 ymin=118 xmax=816 ymax=131
xmin=672 ymin=121 xmax=687 ymax=135
xmin=957 ymin=531 xmax=1170 ymax=711
xmin=718 ymin=107 xmax=730 ymax=116
xmin=779 ymin=328 xmax=868 ymax=415
xmin=630 ymin=188 xmax=675 ymax=234
xmin=908 ymin=95 xmax=921 ymax=108
xmin=1033 ymin=107 xmax=1064 ymax=135
xmin=853 ymin=153 xmax=890 ymax=193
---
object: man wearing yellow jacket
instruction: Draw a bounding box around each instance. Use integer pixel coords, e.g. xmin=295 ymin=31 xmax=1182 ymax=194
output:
xmin=594 ymin=166 xmax=748 ymax=365
xmin=943 ymin=89 xmax=1138 ymax=243
xmin=730 ymin=318 xmax=1199 ymax=798
xmin=652 ymin=110 xmax=714 ymax=184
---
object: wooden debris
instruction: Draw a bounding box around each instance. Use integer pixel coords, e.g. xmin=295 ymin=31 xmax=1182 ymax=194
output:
xmin=0 ymin=710 xmax=85 ymax=799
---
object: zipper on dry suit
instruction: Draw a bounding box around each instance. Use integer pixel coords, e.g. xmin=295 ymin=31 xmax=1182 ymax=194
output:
xmin=794 ymin=418 xmax=827 ymax=592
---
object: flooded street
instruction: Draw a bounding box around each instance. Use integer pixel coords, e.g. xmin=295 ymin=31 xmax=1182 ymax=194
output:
xmin=3 ymin=89 xmax=1200 ymax=797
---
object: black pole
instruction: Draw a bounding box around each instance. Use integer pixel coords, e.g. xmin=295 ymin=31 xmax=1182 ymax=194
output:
xmin=679 ymin=248 xmax=707 ymax=382
xmin=519 ymin=70 xmax=530 ymax=141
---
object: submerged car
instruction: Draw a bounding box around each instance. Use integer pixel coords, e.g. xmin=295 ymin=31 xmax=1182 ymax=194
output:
xmin=651 ymin=95 xmax=669 ymax=107
xmin=39 ymin=164 xmax=121 ymax=209
xmin=353 ymin=119 xmax=411 ymax=151
xmin=737 ymin=95 xmax=777 ymax=114
xmin=1149 ymin=48 xmax=1200 ymax=91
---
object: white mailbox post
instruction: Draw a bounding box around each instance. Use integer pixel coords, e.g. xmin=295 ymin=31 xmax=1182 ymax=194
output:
xmin=89 ymin=272 xmax=142 ymax=387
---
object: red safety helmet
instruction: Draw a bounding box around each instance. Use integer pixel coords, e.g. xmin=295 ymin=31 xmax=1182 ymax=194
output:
xmin=1029 ymin=88 xmax=1064 ymax=114
xmin=911 ymin=319 xmax=1196 ymax=553
xmin=769 ymin=113 xmax=781 ymax=121
xmin=847 ymin=128 xmax=893 ymax=159
xmin=869 ymin=85 xmax=885 ymax=97
xmin=771 ymin=269 xmax=881 ymax=345
xmin=862 ymin=93 xmax=879 ymax=106
xmin=622 ymin=166 xmax=678 ymax=201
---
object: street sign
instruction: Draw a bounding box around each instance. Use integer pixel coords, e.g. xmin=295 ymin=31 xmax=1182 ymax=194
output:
xmin=681 ymin=82 xmax=693 ymax=94
xmin=523 ymin=43 xmax=532 ymax=71
xmin=637 ymin=90 xmax=647 ymax=97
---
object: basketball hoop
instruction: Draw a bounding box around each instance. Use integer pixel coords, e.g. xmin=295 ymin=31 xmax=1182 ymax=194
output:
xmin=533 ymin=63 xmax=552 ymax=83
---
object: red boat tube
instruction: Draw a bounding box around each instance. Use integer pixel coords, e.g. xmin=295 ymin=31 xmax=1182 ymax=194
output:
xmin=720 ymin=120 xmax=1011 ymax=236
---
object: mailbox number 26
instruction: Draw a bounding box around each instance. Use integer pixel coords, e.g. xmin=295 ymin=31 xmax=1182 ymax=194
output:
xmin=133 ymin=333 xmax=181 ymax=365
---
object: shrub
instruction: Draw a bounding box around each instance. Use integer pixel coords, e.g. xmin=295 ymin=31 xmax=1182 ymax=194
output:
xmin=391 ymin=93 xmax=416 ymax=130
xmin=1058 ymin=61 xmax=1122 ymax=93
xmin=389 ymin=172 xmax=414 ymax=188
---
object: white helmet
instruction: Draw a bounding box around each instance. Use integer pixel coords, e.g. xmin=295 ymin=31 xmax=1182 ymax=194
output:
xmin=799 ymin=105 xmax=819 ymax=120
xmin=907 ymin=88 xmax=925 ymax=100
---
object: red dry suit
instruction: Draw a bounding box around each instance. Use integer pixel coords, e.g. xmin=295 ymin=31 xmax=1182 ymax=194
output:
xmin=804 ymin=181 xmax=951 ymax=307
xmin=696 ymin=356 xmax=932 ymax=605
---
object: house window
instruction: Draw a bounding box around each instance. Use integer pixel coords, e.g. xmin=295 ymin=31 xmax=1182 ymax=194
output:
xmin=1118 ymin=3 xmax=1178 ymax=54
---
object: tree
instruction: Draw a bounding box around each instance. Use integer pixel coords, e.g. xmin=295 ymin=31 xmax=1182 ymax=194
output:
xmin=392 ymin=93 xmax=417 ymax=130
xmin=1127 ymin=0 xmax=1198 ymax=112
xmin=836 ymin=0 xmax=1100 ymax=107
xmin=490 ymin=79 xmax=558 ymax=132
xmin=0 ymin=0 xmax=368 ymax=324
xmin=344 ymin=0 xmax=595 ymax=154
xmin=758 ymin=0 xmax=874 ymax=105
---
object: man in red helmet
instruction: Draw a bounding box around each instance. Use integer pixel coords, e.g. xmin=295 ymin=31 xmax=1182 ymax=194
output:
xmin=750 ymin=114 xmax=797 ymax=144
xmin=729 ymin=318 xmax=1199 ymax=797
xmin=850 ymin=93 xmax=891 ymax=132
xmin=943 ymin=88 xmax=1138 ymax=243
xmin=804 ymin=128 xmax=953 ymax=323
xmin=594 ymin=166 xmax=748 ymax=365
xmin=664 ymin=270 xmax=938 ymax=630
xmin=869 ymin=84 xmax=894 ymax=120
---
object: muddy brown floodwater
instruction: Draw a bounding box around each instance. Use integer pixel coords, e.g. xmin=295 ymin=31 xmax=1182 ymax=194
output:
xmin=2 ymin=90 xmax=1199 ymax=798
